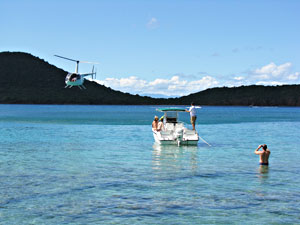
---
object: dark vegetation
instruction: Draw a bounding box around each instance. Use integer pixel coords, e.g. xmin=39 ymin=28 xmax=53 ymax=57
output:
xmin=0 ymin=52 xmax=299 ymax=106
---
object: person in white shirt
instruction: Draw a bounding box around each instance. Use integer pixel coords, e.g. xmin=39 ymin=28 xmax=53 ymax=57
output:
xmin=185 ymin=102 xmax=197 ymax=130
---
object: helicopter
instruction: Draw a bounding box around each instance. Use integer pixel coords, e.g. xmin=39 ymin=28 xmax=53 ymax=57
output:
xmin=54 ymin=55 xmax=98 ymax=89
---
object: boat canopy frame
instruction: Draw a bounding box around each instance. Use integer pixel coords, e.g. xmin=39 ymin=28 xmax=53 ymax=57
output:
xmin=156 ymin=108 xmax=186 ymax=112
xmin=156 ymin=108 xmax=186 ymax=123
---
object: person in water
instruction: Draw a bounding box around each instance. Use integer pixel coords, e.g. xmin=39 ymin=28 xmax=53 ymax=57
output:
xmin=152 ymin=116 xmax=159 ymax=131
xmin=157 ymin=116 xmax=164 ymax=132
xmin=254 ymin=144 xmax=270 ymax=166
xmin=185 ymin=102 xmax=197 ymax=130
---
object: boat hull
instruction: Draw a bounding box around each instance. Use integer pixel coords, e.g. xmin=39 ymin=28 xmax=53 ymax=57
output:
xmin=153 ymin=131 xmax=198 ymax=146
xmin=158 ymin=140 xmax=198 ymax=145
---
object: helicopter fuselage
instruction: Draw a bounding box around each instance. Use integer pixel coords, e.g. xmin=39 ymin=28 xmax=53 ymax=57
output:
xmin=55 ymin=54 xmax=97 ymax=89
xmin=65 ymin=73 xmax=84 ymax=86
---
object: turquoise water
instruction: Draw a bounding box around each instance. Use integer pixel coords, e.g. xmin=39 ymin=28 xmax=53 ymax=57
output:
xmin=0 ymin=105 xmax=300 ymax=224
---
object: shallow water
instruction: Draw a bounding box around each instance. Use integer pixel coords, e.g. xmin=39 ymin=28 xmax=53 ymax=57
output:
xmin=0 ymin=105 xmax=300 ymax=224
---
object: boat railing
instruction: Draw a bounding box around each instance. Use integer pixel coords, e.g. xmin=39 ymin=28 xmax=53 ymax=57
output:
xmin=175 ymin=122 xmax=184 ymax=129
xmin=165 ymin=123 xmax=175 ymax=130
xmin=160 ymin=130 xmax=173 ymax=136
xmin=184 ymin=129 xmax=196 ymax=135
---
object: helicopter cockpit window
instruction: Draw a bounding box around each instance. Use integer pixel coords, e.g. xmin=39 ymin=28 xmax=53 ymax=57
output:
xmin=69 ymin=74 xmax=78 ymax=81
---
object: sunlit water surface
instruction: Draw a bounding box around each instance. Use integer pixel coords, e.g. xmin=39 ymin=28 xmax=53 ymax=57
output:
xmin=0 ymin=105 xmax=300 ymax=224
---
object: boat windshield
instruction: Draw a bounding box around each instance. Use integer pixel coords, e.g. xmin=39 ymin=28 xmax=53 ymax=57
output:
xmin=165 ymin=111 xmax=178 ymax=123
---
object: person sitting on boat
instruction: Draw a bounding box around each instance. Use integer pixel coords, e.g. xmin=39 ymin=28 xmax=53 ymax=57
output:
xmin=254 ymin=144 xmax=271 ymax=166
xmin=185 ymin=102 xmax=197 ymax=130
xmin=152 ymin=116 xmax=159 ymax=131
xmin=157 ymin=116 xmax=165 ymax=132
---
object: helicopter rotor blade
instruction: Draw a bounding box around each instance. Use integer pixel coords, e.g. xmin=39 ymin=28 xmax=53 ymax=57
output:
xmin=80 ymin=61 xmax=99 ymax=64
xmin=54 ymin=55 xmax=79 ymax=62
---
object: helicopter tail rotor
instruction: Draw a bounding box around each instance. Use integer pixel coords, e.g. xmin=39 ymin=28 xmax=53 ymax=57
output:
xmin=92 ymin=65 xmax=95 ymax=79
xmin=90 ymin=66 xmax=97 ymax=80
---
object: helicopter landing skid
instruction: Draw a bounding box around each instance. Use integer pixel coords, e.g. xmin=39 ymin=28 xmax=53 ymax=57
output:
xmin=64 ymin=85 xmax=86 ymax=89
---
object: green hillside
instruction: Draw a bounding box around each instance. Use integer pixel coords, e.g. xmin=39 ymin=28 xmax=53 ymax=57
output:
xmin=0 ymin=52 xmax=165 ymax=105
xmin=177 ymin=85 xmax=300 ymax=106
xmin=0 ymin=52 xmax=299 ymax=106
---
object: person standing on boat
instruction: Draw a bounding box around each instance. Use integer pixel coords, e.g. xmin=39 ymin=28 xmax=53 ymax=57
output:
xmin=185 ymin=102 xmax=197 ymax=130
xmin=152 ymin=116 xmax=159 ymax=131
xmin=254 ymin=144 xmax=271 ymax=166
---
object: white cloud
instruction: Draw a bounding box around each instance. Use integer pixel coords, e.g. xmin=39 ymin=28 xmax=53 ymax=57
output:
xmin=255 ymin=81 xmax=283 ymax=86
xmin=210 ymin=62 xmax=299 ymax=88
xmin=253 ymin=62 xmax=293 ymax=80
xmin=97 ymin=76 xmax=147 ymax=92
xmin=223 ymin=62 xmax=300 ymax=87
xmin=96 ymin=75 xmax=218 ymax=97
xmin=287 ymin=72 xmax=300 ymax=81
xmin=234 ymin=76 xmax=244 ymax=81
xmin=147 ymin=17 xmax=159 ymax=29
xmin=92 ymin=62 xmax=299 ymax=97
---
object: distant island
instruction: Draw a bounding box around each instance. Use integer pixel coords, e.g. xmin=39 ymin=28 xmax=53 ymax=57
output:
xmin=0 ymin=52 xmax=299 ymax=106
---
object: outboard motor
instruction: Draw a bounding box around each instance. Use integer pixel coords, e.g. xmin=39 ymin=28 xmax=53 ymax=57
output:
xmin=175 ymin=128 xmax=184 ymax=146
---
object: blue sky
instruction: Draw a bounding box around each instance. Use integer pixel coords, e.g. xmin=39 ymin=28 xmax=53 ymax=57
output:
xmin=1 ymin=0 xmax=300 ymax=96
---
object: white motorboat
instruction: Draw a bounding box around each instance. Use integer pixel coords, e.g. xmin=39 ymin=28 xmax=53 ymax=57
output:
xmin=152 ymin=108 xmax=199 ymax=146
